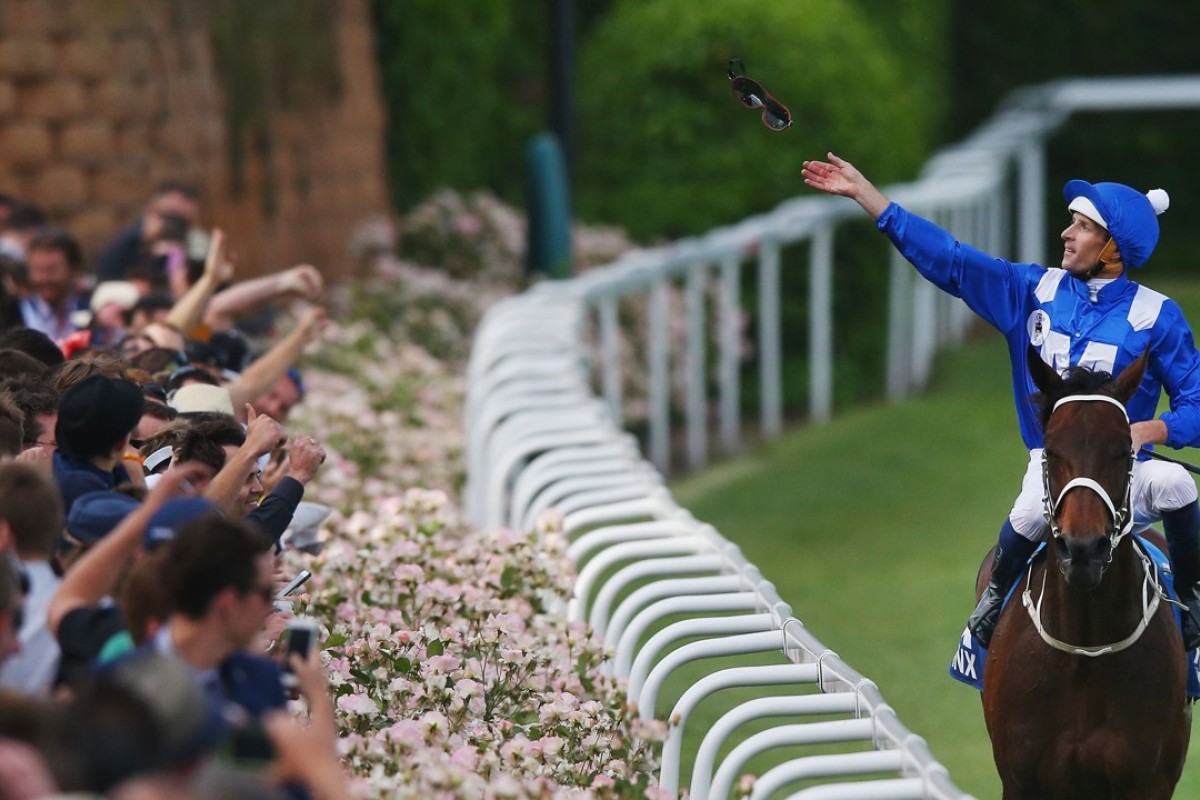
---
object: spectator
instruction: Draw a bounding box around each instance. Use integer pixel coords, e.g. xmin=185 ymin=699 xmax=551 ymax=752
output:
xmin=0 ymin=463 xmax=65 ymax=694
xmin=153 ymin=515 xmax=287 ymax=720
xmin=6 ymin=379 xmax=58 ymax=453
xmin=0 ymin=349 xmax=48 ymax=382
xmin=96 ymin=181 xmax=200 ymax=284
xmin=56 ymin=489 xmax=140 ymax=575
xmin=86 ymin=280 xmax=142 ymax=349
xmin=53 ymin=375 xmax=145 ymax=512
xmin=254 ymin=369 xmax=305 ymax=425
xmin=132 ymin=396 xmax=177 ymax=451
xmin=230 ymin=306 xmax=326 ymax=421
xmin=0 ymin=328 xmax=65 ymax=369
xmin=125 ymin=292 xmax=176 ymax=333
xmin=51 ymin=353 xmax=127 ymax=394
xmin=49 ymin=467 xmax=205 ymax=689
xmin=0 ymin=201 xmax=46 ymax=263
xmin=19 ymin=228 xmax=87 ymax=341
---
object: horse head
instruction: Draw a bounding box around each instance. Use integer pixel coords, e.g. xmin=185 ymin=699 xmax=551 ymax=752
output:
xmin=1028 ymin=347 xmax=1147 ymax=587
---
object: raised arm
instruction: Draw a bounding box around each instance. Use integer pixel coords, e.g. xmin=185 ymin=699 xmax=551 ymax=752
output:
xmin=204 ymin=264 xmax=324 ymax=333
xmin=226 ymin=306 xmax=327 ymax=417
xmin=47 ymin=462 xmax=209 ymax=636
xmin=163 ymin=228 xmax=230 ymax=335
xmin=801 ymin=152 xmax=891 ymax=220
xmin=204 ymin=406 xmax=286 ymax=516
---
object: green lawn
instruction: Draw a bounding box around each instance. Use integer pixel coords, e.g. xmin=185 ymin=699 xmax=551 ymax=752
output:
xmin=667 ymin=278 xmax=1200 ymax=798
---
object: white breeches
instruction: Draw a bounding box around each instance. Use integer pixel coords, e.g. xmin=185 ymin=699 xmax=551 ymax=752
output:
xmin=1009 ymin=448 xmax=1200 ymax=542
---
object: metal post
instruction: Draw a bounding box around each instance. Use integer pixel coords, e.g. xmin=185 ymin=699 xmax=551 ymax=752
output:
xmin=886 ymin=249 xmax=912 ymax=401
xmin=649 ymin=280 xmax=671 ymax=472
xmin=685 ymin=267 xmax=708 ymax=470
xmin=809 ymin=226 xmax=833 ymax=424
xmin=758 ymin=241 xmax=782 ymax=436
xmin=1018 ymin=140 xmax=1046 ymax=266
xmin=718 ymin=256 xmax=741 ymax=453
xmin=598 ymin=295 xmax=622 ymax=427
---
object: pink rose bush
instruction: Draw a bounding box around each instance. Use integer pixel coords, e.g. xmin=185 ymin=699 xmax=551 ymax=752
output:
xmin=281 ymin=194 xmax=668 ymax=797
xmin=291 ymin=490 xmax=666 ymax=798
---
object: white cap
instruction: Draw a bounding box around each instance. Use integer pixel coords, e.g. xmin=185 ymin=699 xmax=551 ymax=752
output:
xmin=90 ymin=281 xmax=141 ymax=312
xmin=169 ymin=383 xmax=234 ymax=416
xmin=1068 ymin=196 xmax=1107 ymax=230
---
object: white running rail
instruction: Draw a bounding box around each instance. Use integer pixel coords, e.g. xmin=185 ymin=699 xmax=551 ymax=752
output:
xmin=464 ymin=75 xmax=1200 ymax=799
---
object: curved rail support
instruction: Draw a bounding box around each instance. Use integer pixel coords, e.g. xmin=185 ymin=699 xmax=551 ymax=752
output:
xmin=708 ymin=719 xmax=877 ymax=800
xmin=614 ymin=596 xmax=768 ymax=677
xmin=659 ymin=663 xmax=821 ymax=796
xmin=634 ymin=630 xmax=786 ymax=716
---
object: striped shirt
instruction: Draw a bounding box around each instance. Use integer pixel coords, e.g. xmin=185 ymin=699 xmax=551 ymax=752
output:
xmin=878 ymin=203 xmax=1200 ymax=450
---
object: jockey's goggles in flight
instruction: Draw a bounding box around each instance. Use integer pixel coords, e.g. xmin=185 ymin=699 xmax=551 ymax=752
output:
xmin=727 ymin=59 xmax=792 ymax=131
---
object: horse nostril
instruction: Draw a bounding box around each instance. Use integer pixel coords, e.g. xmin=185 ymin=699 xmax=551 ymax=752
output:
xmin=1066 ymin=537 xmax=1110 ymax=566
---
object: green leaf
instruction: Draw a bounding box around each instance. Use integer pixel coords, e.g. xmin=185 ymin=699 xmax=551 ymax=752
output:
xmin=426 ymin=638 xmax=445 ymax=657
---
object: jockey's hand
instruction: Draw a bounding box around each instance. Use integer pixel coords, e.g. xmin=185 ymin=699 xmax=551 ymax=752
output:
xmin=801 ymin=152 xmax=891 ymax=219
xmin=1131 ymin=419 xmax=1168 ymax=453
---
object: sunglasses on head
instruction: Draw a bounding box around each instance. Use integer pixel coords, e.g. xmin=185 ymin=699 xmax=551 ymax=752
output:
xmin=727 ymin=59 xmax=792 ymax=131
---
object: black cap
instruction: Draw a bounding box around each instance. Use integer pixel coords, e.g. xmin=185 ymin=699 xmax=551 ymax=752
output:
xmin=56 ymin=375 xmax=145 ymax=459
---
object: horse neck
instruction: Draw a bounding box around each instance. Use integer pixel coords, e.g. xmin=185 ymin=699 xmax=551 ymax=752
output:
xmin=1041 ymin=535 xmax=1145 ymax=641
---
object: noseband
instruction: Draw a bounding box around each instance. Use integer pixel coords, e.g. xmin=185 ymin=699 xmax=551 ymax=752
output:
xmin=1023 ymin=393 xmax=1169 ymax=657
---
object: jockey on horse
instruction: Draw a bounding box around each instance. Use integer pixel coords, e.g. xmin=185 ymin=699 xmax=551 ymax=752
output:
xmin=802 ymin=153 xmax=1200 ymax=651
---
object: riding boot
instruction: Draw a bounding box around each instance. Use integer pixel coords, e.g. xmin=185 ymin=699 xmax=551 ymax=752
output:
xmin=1162 ymin=500 xmax=1200 ymax=650
xmin=967 ymin=520 xmax=1039 ymax=648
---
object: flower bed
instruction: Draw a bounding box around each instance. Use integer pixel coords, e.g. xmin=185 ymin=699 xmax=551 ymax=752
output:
xmin=281 ymin=194 xmax=668 ymax=798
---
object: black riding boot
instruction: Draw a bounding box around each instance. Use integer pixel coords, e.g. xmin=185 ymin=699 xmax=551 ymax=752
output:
xmin=967 ymin=520 xmax=1039 ymax=648
xmin=1162 ymin=500 xmax=1200 ymax=650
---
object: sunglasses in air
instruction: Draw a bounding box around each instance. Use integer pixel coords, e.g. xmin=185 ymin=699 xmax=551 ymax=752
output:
xmin=727 ymin=59 xmax=792 ymax=131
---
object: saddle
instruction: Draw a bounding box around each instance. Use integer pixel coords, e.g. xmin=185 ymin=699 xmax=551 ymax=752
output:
xmin=949 ymin=535 xmax=1200 ymax=697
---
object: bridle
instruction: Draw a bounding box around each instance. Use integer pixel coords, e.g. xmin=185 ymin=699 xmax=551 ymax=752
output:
xmin=1022 ymin=392 xmax=1171 ymax=657
xmin=1040 ymin=394 xmax=1135 ymax=549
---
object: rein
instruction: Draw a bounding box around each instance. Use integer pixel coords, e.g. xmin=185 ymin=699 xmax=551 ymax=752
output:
xmin=1024 ymin=392 xmax=1166 ymax=657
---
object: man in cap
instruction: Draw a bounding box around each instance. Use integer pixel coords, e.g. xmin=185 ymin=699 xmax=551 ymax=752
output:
xmin=53 ymin=374 xmax=145 ymax=513
xmin=802 ymin=153 xmax=1200 ymax=649
xmin=56 ymin=489 xmax=141 ymax=574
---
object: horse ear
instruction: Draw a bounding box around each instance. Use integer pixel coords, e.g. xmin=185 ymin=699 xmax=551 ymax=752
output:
xmin=1027 ymin=345 xmax=1062 ymax=395
xmin=1113 ymin=349 xmax=1149 ymax=405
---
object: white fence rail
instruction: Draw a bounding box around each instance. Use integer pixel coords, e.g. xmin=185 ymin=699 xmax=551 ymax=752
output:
xmin=464 ymin=75 xmax=1200 ymax=799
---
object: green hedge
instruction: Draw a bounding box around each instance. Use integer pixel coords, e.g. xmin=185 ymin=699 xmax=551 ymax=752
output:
xmin=574 ymin=0 xmax=945 ymax=240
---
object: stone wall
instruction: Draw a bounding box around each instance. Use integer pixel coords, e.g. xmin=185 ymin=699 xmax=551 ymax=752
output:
xmin=0 ymin=0 xmax=389 ymax=281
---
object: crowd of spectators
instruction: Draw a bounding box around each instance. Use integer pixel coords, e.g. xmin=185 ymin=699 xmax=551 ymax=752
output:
xmin=0 ymin=184 xmax=355 ymax=799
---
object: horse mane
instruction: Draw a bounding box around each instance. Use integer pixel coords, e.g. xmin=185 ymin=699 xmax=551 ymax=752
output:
xmin=1035 ymin=366 xmax=1118 ymax=430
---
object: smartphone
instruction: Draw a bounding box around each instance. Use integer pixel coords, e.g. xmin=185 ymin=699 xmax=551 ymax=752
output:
xmin=276 ymin=569 xmax=312 ymax=599
xmin=281 ymin=616 xmax=319 ymax=689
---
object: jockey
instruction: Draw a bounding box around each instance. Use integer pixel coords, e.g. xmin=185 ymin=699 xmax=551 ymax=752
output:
xmin=802 ymin=153 xmax=1200 ymax=650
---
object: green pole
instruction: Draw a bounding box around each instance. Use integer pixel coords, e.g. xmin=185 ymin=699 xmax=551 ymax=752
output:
xmin=525 ymin=132 xmax=573 ymax=279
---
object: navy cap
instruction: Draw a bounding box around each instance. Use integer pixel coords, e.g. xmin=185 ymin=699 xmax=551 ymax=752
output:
xmin=66 ymin=490 xmax=141 ymax=543
xmin=144 ymin=496 xmax=222 ymax=551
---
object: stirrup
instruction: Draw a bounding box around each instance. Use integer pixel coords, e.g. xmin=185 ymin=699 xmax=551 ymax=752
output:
xmin=967 ymin=585 xmax=1004 ymax=649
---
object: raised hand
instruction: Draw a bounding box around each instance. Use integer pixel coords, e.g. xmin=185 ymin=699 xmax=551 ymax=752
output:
xmin=801 ymin=152 xmax=890 ymax=219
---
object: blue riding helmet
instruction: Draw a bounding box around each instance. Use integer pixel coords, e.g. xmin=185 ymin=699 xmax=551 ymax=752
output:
xmin=1063 ymin=180 xmax=1168 ymax=269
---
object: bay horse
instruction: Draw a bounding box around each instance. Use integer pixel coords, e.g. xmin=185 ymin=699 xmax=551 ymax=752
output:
xmin=979 ymin=350 xmax=1190 ymax=799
